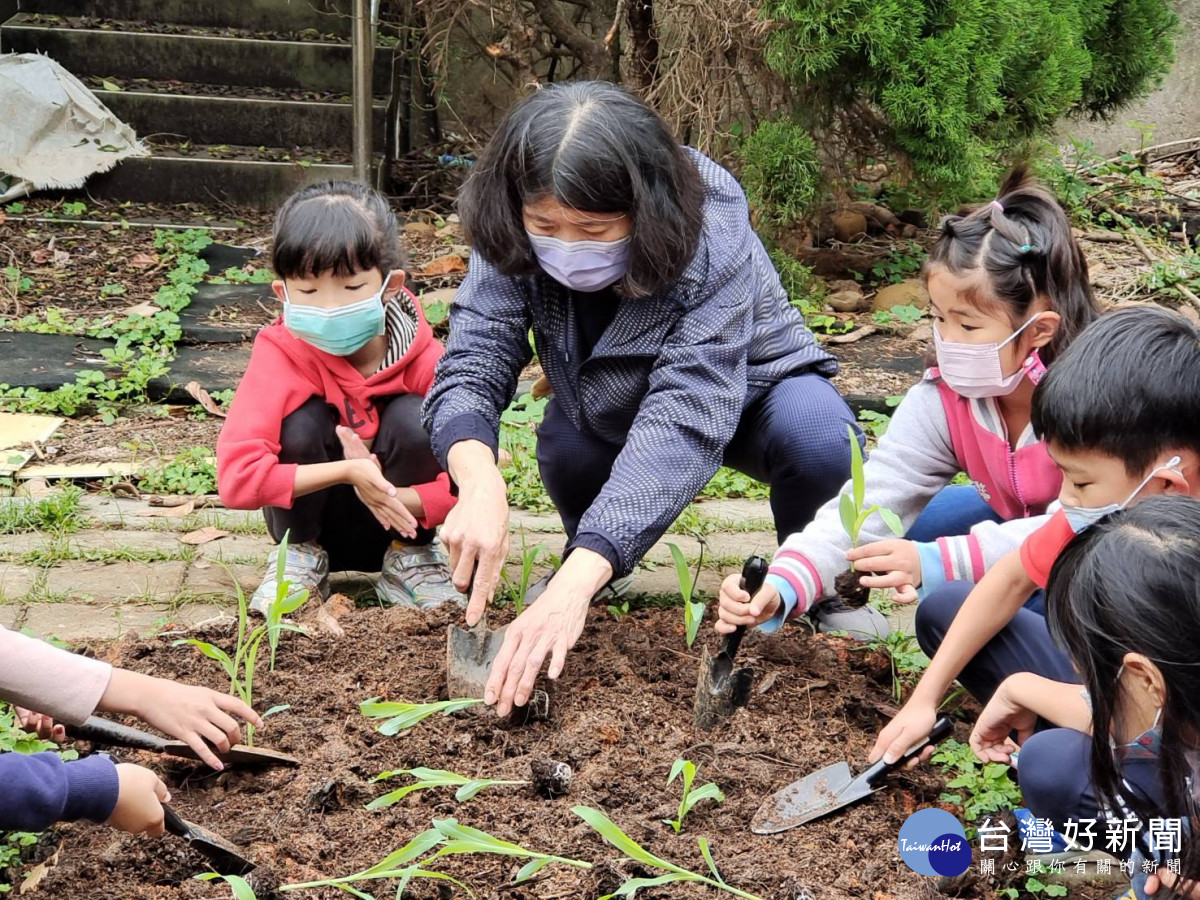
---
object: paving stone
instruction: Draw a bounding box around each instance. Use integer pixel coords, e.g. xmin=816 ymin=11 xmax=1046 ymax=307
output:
xmin=65 ymin=529 xmax=188 ymax=556
xmin=43 ymin=562 xmax=186 ymax=603
xmin=642 ymin=531 xmax=780 ymax=565
xmin=197 ymin=533 xmax=275 ymax=563
xmin=0 ymin=565 xmax=39 ymax=600
xmin=690 ymin=497 xmax=775 ymax=525
xmin=183 ymin=561 xmax=261 ymax=597
xmin=80 ymin=497 xmax=264 ymax=533
xmin=20 ymin=601 xmax=228 ymax=643
xmin=0 ymin=601 xmax=24 ymax=628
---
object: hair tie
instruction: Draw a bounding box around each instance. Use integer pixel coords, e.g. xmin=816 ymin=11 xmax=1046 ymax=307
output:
xmin=991 ymin=199 xmax=1004 ymax=213
xmin=1020 ymin=243 xmax=1033 ymax=253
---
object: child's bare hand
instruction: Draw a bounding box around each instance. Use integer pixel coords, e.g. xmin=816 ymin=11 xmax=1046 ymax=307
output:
xmin=102 ymin=671 xmax=263 ymax=771
xmin=346 ymin=457 xmax=419 ymax=539
xmin=846 ymin=539 xmax=921 ymax=603
xmin=715 ymin=573 xmax=781 ymax=634
xmin=107 ymin=763 xmax=170 ymax=836
xmin=15 ymin=708 xmax=66 ymax=742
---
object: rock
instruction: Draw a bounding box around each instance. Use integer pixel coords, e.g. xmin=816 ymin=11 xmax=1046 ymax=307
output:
xmin=403 ymin=221 xmax=437 ymax=235
xmin=901 ymin=223 xmax=918 ymax=238
xmin=848 ymin=200 xmax=902 ymax=231
xmin=831 ymin=210 xmax=868 ymax=243
xmin=825 ymin=278 xmax=861 ymax=294
xmin=827 ymin=289 xmax=870 ymax=313
xmin=908 ymin=323 xmax=934 ymax=343
xmin=530 ymin=757 xmax=573 ymax=798
xmin=872 ymin=279 xmax=930 ymax=311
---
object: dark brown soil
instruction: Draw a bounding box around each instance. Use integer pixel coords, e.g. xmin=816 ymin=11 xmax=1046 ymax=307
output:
xmin=19 ymin=606 xmax=985 ymax=900
xmin=833 ymin=571 xmax=871 ymax=609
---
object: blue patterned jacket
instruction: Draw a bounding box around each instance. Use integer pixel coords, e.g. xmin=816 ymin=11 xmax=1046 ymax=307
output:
xmin=423 ymin=149 xmax=836 ymax=577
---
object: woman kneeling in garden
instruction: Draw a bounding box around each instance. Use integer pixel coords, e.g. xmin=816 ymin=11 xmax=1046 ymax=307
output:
xmin=423 ymin=80 xmax=861 ymax=715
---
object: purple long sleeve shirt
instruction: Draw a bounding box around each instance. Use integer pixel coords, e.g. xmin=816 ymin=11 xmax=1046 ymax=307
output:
xmin=0 ymin=752 xmax=119 ymax=832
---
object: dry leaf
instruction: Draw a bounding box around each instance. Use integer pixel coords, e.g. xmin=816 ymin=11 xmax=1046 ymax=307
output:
xmin=184 ymin=381 xmax=227 ymax=418
xmin=403 ymin=221 xmax=436 ymax=235
xmin=824 ymin=324 xmax=877 ymax=345
xmin=30 ymin=248 xmax=52 ymax=264
xmin=121 ymin=302 xmax=160 ymax=317
xmin=179 ymin=526 xmax=228 ymax=545
xmin=52 ymin=249 xmax=70 ymax=268
xmin=416 ymin=253 xmax=467 ymax=276
xmin=136 ymin=499 xmax=195 ymax=518
xmin=756 ymin=671 xmax=779 ymax=695
xmin=19 ymin=841 xmax=62 ymax=894
xmin=129 ymin=251 xmax=159 ymax=269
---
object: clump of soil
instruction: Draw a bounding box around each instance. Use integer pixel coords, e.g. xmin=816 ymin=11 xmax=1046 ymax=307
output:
xmin=21 ymin=607 xmax=982 ymax=899
xmin=833 ymin=569 xmax=871 ymax=608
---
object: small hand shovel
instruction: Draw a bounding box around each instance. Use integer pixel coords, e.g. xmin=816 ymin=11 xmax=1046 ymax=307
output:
xmin=446 ymin=607 xmax=507 ymax=700
xmin=67 ymin=716 xmax=299 ymax=769
xmin=164 ymin=804 xmax=256 ymax=876
xmin=751 ymin=717 xmax=954 ymax=833
xmin=693 ymin=555 xmax=767 ymax=730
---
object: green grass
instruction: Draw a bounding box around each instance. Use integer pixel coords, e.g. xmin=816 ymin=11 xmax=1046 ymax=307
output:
xmin=0 ymin=488 xmax=86 ymax=535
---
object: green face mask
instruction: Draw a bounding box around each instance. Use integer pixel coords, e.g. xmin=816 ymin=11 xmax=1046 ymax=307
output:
xmin=283 ymin=278 xmax=388 ymax=356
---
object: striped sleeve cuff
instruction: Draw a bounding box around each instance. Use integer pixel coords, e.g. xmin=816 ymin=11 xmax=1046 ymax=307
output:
xmin=759 ymin=551 xmax=821 ymax=633
xmin=934 ymin=535 xmax=986 ymax=584
xmin=914 ymin=541 xmax=946 ymax=600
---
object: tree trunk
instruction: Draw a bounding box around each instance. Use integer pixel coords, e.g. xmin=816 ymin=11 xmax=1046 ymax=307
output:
xmin=626 ymin=0 xmax=657 ymax=89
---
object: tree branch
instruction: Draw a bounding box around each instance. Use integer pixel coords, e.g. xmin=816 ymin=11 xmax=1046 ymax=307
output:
xmin=527 ymin=0 xmax=606 ymax=75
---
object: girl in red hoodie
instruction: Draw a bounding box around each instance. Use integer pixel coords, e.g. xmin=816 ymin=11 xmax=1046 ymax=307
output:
xmin=217 ymin=182 xmax=458 ymax=613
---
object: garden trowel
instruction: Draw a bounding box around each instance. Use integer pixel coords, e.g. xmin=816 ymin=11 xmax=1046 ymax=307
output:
xmin=693 ymin=555 xmax=767 ymax=730
xmin=67 ymin=716 xmax=299 ymax=768
xmin=164 ymin=804 xmax=256 ymax=876
xmin=750 ymin=717 xmax=954 ymax=833
xmin=446 ymin=606 xmax=507 ymax=700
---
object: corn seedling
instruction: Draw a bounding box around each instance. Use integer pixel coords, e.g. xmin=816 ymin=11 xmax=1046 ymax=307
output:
xmin=174 ymin=535 xmax=306 ymax=744
xmin=368 ymin=767 xmax=527 ymax=808
xmin=502 ymin=542 xmax=546 ymax=615
xmin=195 ymin=873 xmax=257 ymax=899
xmin=427 ymin=818 xmax=592 ymax=883
xmin=278 ymin=827 xmax=469 ymax=898
xmin=359 ymin=697 xmax=483 ymax=735
xmin=663 ymin=759 xmax=724 ymax=833
xmin=573 ymin=806 xmax=764 ymax=899
xmin=838 ymin=425 xmax=904 ymax=557
xmin=666 ymin=542 xmax=705 ymax=648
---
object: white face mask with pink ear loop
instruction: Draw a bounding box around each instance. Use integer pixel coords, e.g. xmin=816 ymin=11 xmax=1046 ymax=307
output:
xmin=933 ymin=312 xmax=1045 ymax=398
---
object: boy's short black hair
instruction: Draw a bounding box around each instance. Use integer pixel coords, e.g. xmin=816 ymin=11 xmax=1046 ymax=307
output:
xmin=457 ymin=80 xmax=705 ymax=298
xmin=1032 ymin=305 xmax=1200 ymax=474
xmin=272 ymin=181 xmax=408 ymax=280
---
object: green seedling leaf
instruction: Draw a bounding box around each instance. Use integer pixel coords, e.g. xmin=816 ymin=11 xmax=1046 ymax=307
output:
xmin=878 ymin=507 xmax=904 ymax=537
xmin=173 ymin=639 xmax=236 ymax=680
xmin=367 ymin=767 xmax=525 ymax=808
xmin=681 ymin=782 xmax=725 ymax=816
xmin=601 ymin=873 xmax=684 ymax=898
xmin=848 ymin=424 xmax=865 ymax=511
xmin=359 ymin=698 xmax=484 ymax=735
xmin=838 ymin=492 xmax=857 ymax=542
xmin=574 ymin=806 xmax=675 ymax=870
xmin=262 ymin=704 xmax=291 ymax=718
xmin=698 ymin=836 xmax=726 ymax=885
xmin=195 ymin=873 xmax=257 ymax=900
xmin=428 ymin=818 xmax=590 ymax=881
xmin=361 ymin=828 xmax=443 ymax=876
xmin=666 ymin=542 xmax=693 ymax=602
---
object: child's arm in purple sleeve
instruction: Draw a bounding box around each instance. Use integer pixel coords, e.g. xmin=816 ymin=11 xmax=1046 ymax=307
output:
xmin=0 ymin=752 xmax=119 ymax=832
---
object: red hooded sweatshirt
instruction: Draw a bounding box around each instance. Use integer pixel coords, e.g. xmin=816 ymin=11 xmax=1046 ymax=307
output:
xmin=216 ymin=289 xmax=454 ymax=528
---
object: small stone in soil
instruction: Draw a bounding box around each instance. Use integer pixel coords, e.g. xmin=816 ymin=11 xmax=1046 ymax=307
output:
xmin=529 ymin=757 xmax=572 ymax=798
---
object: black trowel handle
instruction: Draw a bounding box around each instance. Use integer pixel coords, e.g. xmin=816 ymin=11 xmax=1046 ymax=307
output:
xmin=719 ymin=555 xmax=769 ymax=662
xmin=862 ymin=716 xmax=954 ymax=788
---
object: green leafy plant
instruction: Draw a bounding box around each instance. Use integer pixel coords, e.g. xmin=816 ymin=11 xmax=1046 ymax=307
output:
xmin=699 ymin=466 xmax=770 ymax=501
xmin=425 ymin=818 xmax=592 ymax=882
xmin=738 ymin=118 xmax=822 ymax=232
xmin=359 ymin=697 xmax=483 ymax=735
xmin=606 ymin=598 xmax=631 ymax=619
xmin=134 ymin=446 xmax=217 ymax=495
xmin=663 ymin=759 xmax=724 ymax=833
xmin=839 ymin=424 xmax=904 ymax=553
xmin=0 ymin=487 xmax=85 ymax=535
xmin=5 ymin=202 xmax=25 ymax=214
xmin=368 ymin=767 xmax=527 ymax=808
xmin=1023 ymin=866 xmax=1069 ymax=897
xmin=501 ymin=543 xmax=546 ymax=615
xmin=666 ymin=542 xmax=705 ymax=648
xmin=857 ymin=630 xmax=929 ymax=702
xmin=174 ymin=535 xmax=307 ymax=742
xmin=195 ymin=873 xmax=257 ymax=899
xmin=931 ymin=738 xmax=1024 ymax=824
xmin=420 ymin=294 xmax=450 ymax=326
xmin=60 ymin=201 xmax=87 ymax=218
xmin=857 ymin=409 xmax=892 ymax=440
xmin=574 ymin=806 xmax=764 ymax=899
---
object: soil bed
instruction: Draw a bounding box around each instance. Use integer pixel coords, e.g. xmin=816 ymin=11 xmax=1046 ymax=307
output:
xmin=25 ymin=605 xmax=977 ymax=900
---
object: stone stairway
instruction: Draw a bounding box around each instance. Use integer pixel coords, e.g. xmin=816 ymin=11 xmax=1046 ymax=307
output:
xmin=0 ymin=0 xmax=392 ymax=206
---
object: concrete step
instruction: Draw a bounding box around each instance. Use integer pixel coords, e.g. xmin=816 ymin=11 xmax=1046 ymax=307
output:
xmin=0 ymin=19 xmax=393 ymax=93
xmin=97 ymin=90 xmax=387 ymax=152
xmin=12 ymin=0 xmax=352 ymax=36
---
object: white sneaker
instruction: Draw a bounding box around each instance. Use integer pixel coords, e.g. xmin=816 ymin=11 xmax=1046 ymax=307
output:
xmin=376 ymin=538 xmax=465 ymax=610
xmin=250 ymin=540 xmax=329 ymax=616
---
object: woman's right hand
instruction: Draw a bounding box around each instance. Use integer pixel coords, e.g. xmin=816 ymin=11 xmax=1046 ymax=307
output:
xmin=715 ymin=573 xmax=781 ymax=633
xmin=869 ymin=700 xmax=939 ymax=767
xmin=443 ymin=442 xmax=511 ymax=627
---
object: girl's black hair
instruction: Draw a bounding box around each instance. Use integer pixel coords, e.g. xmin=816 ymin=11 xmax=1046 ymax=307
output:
xmin=272 ymin=181 xmax=407 ymax=280
xmin=1047 ymin=494 xmax=1200 ymax=891
xmin=457 ymin=80 xmax=705 ymax=298
xmin=927 ymin=167 xmax=1100 ymax=365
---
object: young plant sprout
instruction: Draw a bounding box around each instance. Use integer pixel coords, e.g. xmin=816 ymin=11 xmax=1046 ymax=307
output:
xmin=359 ymin=697 xmax=483 ymax=735
xmin=666 ymin=542 xmax=705 ymax=648
xmin=195 ymin=873 xmax=257 ymax=899
xmin=663 ymin=759 xmax=724 ymax=833
xmin=573 ymin=806 xmax=764 ymax=900
xmin=836 ymin=424 xmax=904 ymax=607
xmin=501 ymin=542 xmax=546 ymax=615
xmin=174 ymin=533 xmax=307 ymax=744
xmin=426 ymin=818 xmax=593 ymax=882
xmin=368 ymin=767 xmax=528 ymax=808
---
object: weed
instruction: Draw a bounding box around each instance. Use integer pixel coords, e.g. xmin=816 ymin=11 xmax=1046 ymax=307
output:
xmin=931 ymin=738 xmax=1023 ymax=825
xmin=857 ymin=630 xmax=929 ymax=702
xmin=868 ymin=243 xmax=926 ymax=286
xmin=5 ymin=202 xmax=25 ymax=214
xmin=606 ymin=598 xmax=630 ymax=619
xmin=663 ymin=759 xmax=724 ymax=833
xmin=60 ymin=201 xmax=87 ymax=218
xmin=0 ymin=488 xmax=85 ymax=535
xmin=207 ymin=266 xmax=274 ymax=285
xmin=368 ymin=767 xmax=527 ymax=808
xmin=574 ymin=806 xmax=764 ymax=899
xmin=134 ymin=446 xmax=216 ymax=495
xmin=499 ymin=429 xmax=554 ymax=513
xmin=359 ymin=697 xmax=483 ymax=735
xmin=872 ymin=303 xmax=925 ymax=328
xmin=420 ymin=294 xmax=450 ymax=326
xmin=499 ymin=543 xmax=546 ymax=614
xmin=666 ymin=542 xmax=705 ymax=648
xmin=857 ymin=409 xmax=892 ymax=440
xmin=698 ymin=467 xmax=769 ymax=501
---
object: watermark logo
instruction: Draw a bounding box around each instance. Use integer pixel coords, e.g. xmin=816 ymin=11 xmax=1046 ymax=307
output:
xmin=898 ymin=808 xmax=971 ymax=877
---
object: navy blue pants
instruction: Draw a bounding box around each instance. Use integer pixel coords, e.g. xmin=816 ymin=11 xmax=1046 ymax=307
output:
xmin=906 ymin=484 xmax=1003 ymax=542
xmin=917 ymin=581 xmax=1165 ymax=830
xmin=536 ymin=371 xmax=858 ymax=548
